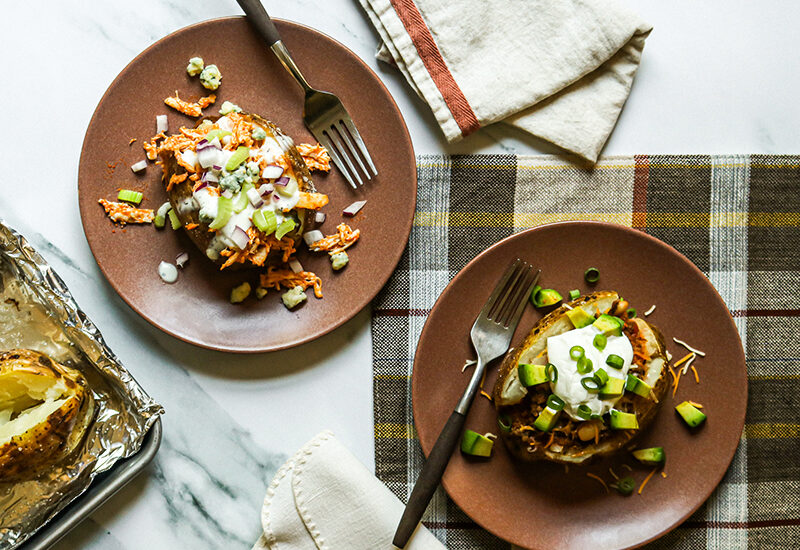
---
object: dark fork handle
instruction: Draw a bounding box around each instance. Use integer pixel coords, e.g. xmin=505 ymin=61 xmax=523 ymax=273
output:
xmin=393 ymin=411 xmax=466 ymax=548
xmin=236 ymin=0 xmax=282 ymax=45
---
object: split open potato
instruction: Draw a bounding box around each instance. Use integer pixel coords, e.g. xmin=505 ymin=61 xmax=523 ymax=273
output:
xmin=0 ymin=349 xmax=94 ymax=478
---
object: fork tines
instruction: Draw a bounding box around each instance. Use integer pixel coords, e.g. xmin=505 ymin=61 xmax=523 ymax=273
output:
xmin=313 ymin=116 xmax=377 ymax=189
xmin=484 ymin=259 xmax=539 ymax=328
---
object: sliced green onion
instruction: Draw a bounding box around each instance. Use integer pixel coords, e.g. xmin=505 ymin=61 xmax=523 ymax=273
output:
xmin=614 ymin=476 xmax=636 ymax=496
xmin=626 ymin=308 xmax=637 ymax=318
xmin=593 ymin=368 xmax=609 ymax=386
xmin=545 ymin=363 xmax=558 ymax=383
xmin=581 ymin=376 xmax=601 ymax=392
xmin=584 ymin=267 xmax=600 ymax=284
xmin=577 ymin=355 xmax=593 ymax=374
xmin=590 ymin=413 xmax=603 ymax=421
xmin=546 ymin=394 xmax=565 ymax=411
xmin=568 ymin=289 xmax=580 ymax=301
xmin=167 ymin=209 xmax=181 ymax=230
xmin=275 ymin=218 xmax=296 ymax=240
xmin=593 ymin=334 xmax=607 ymax=351
xmin=252 ymin=209 xmax=277 ymax=235
xmin=117 ymin=189 xmax=143 ymax=204
xmin=570 ymin=345 xmax=585 ymax=360
xmin=576 ymin=404 xmax=593 ymax=420
xmin=208 ymin=197 xmax=233 ymax=230
xmin=498 ymin=414 xmax=512 ymax=433
xmin=154 ymin=201 xmax=171 ymax=229
xmin=606 ymin=354 xmax=624 ymax=370
xmin=225 ymin=146 xmax=250 ymax=171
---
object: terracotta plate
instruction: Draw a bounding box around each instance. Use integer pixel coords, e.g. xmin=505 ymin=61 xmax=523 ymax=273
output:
xmin=412 ymin=222 xmax=747 ymax=549
xmin=78 ymin=18 xmax=416 ymax=352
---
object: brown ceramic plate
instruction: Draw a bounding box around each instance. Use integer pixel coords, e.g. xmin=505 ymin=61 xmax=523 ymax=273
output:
xmin=78 ymin=17 xmax=416 ymax=352
xmin=412 ymin=222 xmax=747 ymax=549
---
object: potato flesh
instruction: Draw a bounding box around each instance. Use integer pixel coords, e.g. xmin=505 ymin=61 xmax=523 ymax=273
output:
xmin=0 ymin=370 xmax=73 ymax=446
xmin=0 ymin=398 xmax=70 ymax=445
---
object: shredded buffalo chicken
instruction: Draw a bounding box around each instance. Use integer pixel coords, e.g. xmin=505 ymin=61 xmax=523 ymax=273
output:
xmin=98 ymin=199 xmax=154 ymax=224
xmin=296 ymin=143 xmax=331 ymax=172
xmin=164 ymin=92 xmax=216 ymax=117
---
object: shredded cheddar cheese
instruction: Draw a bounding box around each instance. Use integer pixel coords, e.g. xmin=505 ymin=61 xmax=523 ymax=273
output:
xmin=480 ymin=390 xmax=493 ymax=402
xmin=544 ymin=431 xmax=556 ymax=449
xmin=608 ymin=467 xmax=619 ymax=481
xmin=638 ymin=468 xmax=658 ymax=495
xmin=586 ymin=473 xmax=609 ymax=493
xmin=691 ymin=365 xmax=700 ymax=384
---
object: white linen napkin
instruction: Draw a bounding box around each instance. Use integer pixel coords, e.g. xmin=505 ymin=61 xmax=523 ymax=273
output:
xmin=359 ymin=0 xmax=652 ymax=163
xmin=252 ymin=431 xmax=444 ymax=550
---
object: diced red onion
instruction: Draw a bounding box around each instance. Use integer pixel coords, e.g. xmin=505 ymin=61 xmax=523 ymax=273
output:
xmin=197 ymin=147 xmax=219 ymax=169
xmin=156 ymin=114 xmax=168 ymax=133
xmin=303 ymin=230 xmax=324 ymax=247
xmin=314 ymin=212 xmax=326 ymax=224
xmin=258 ymin=183 xmax=274 ymax=197
xmin=196 ymin=138 xmax=210 ymax=150
xmin=231 ymin=226 xmax=250 ymax=250
xmin=200 ymin=170 xmax=218 ymax=184
xmin=222 ymin=190 xmax=233 ymax=199
xmin=246 ymin=187 xmax=263 ymax=208
xmin=262 ymin=165 xmax=284 ymax=179
xmin=275 ymin=176 xmax=290 ymax=187
xmin=272 ymin=194 xmax=280 ymax=202
xmin=130 ymin=160 xmax=147 ymax=173
xmin=212 ymin=164 xmax=222 ymax=171
xmin=176 ymin=252 xmax=190 ymax=268
xmin=193 ymin=181 xmax=209 ymax=192
xmin=288 ymin=258 xmax=303 ymax=273
xmin=343 ymin=200 xmax=367 ymax=216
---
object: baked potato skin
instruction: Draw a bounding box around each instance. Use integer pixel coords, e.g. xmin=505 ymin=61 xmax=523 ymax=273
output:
xmin=0 ymin=349 xmax=94 ymax=479
xmin=160 ymin=114 xmax=312 ymax=267
xmin=492 ymin=293 xmax=670 ymax=465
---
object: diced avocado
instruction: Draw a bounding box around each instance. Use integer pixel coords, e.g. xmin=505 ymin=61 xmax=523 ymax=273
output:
xmin=230 ymin=282 xmax=251 ymax=304
xmin=675 ymin=401 xmax=707 ymax=428
xmin=460 ymin=430 xmax=494 ymax=457
xmin=281 ymin=286 xmax=307 ymax=309
xmin=625 ymin=374 xmax=653 ymax=398
xmin=593 ymin=314 xmax=624 ymax=337
xmin=609 ymin=409 xmax=639 ymax=430
xmin=255 ymin=287 xmax=268 ymax=300
xmin=566 ymin=307 xmax=594 ymax=329
xmin=599 ymin=377 xmax=625 ymax=398
xmin=533 ymin=406 xmax=561 ymax=432
xmin=517 ymin=364 xmax=548 ymax=387
xmin=632 ymin=447 xmax=666 ymax=466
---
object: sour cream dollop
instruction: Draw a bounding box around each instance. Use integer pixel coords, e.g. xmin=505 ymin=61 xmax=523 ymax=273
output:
xmin=547 ymin=325 xmax=634 ymax=420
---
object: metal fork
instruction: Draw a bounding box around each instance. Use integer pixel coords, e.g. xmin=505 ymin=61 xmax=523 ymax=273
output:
xmin=393 ymin=259 xmax=541 ymax=548
xmin=237 ymin=0 xmax=378 ymax=189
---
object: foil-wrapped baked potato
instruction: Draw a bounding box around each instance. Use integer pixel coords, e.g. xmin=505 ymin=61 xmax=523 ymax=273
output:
xmin=492 ymin=291 xmax=670 ymax=464
xmin=0 ymin=349 xmax=94 ymax=478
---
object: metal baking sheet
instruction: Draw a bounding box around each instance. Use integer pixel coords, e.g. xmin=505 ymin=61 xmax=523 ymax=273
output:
xmin=0 ymin=221 xmax=164 ymax=548
xmin=19 ymin=419 xmax=161 ymax=550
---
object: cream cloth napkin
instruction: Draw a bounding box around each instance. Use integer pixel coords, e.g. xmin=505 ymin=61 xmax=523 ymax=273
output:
xmin=359 ymin=0 xmax=652 ymax=163
xmin=252 ymin=431 xmax=445 ymax=550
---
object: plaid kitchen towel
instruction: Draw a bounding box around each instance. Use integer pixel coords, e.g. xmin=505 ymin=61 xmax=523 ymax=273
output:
xmin=371 ymin=154 xmax=800 ymax=548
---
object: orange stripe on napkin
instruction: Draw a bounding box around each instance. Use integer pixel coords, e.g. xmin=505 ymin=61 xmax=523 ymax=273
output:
xmin=389 ymin=0 xmax=480 ymax=136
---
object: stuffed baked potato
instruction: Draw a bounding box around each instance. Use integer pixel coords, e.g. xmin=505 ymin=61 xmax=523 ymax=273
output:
xmin=0 ymin=349 xmax=94 ymax=478
xmin=157 ymin=111 xmax=328 ymax=269
xmin=492 ymin=291 xmax=669 ymax=464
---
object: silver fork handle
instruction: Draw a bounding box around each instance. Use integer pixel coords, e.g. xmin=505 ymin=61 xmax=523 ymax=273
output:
xmin=271 ymin=41 xmax=313 ymax=94
xmin=455 ymin=358 xmax=485 ymax=414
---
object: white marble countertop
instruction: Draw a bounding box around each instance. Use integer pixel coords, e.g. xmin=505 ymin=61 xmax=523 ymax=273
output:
xmin=3 ymin=1 xmax=800 ymax=548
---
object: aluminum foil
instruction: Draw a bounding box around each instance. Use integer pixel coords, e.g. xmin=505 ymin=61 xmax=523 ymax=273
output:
xmin=0 ymin=221 xmax=163 ymax=548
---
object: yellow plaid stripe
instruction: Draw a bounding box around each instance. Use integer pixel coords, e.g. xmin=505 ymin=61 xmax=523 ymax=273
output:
xmin=375 ymin=422 xmax=417 ymax=439
xmin=413 ymin=211 xmax=800 ymax=228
